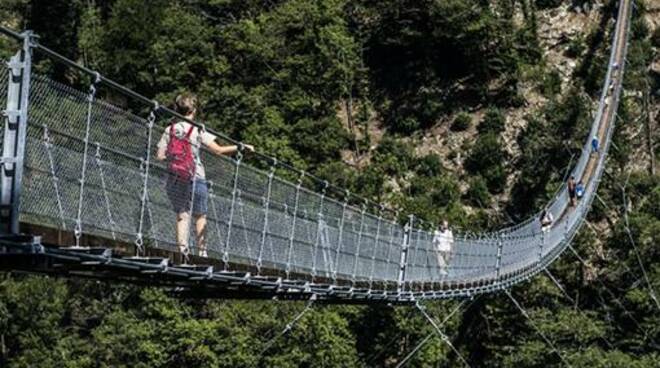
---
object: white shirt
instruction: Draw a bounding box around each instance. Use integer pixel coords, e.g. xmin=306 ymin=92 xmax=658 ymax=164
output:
xmin=157 ymin=121 xmax=217 ymax=180
xmin=433 ymin=229 xmax=453 ymax=252
xmin=542 ymin=212 xmax=553 ymax=224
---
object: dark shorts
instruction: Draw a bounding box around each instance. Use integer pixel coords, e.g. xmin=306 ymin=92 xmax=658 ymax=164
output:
xmin=166 ymin=177 xmax=209 ymax=216
xmin=569 ymin=189 xmax=576 ymax=199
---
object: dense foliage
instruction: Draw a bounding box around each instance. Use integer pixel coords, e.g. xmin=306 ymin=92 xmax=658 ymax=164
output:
xmin=0 ymin=0 xmax=658 ymax=366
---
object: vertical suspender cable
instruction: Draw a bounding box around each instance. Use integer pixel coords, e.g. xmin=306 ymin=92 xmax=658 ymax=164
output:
xmin=42 ymin=125 xmax=66 ymax=230
xmin=94 ymin=142 xmax=116 ymax=240
xmin=285 ymin=171 xmax=304 ymax=280
xmin=74 ymin=72 xmax=101 ymax=247
xmin=223 ymin=144 xmax=243 ymax=270
xmin=257 ymin=160 xmax=276 ymax=275
xmin=135 ymin=103 xmax=158 ymax=255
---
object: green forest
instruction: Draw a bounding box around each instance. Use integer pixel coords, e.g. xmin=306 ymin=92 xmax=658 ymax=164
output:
xmin=0 ymin=0 xmax=659 ymax=366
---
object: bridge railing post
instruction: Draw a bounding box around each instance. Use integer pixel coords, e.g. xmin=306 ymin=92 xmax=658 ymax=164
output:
xmin=1 ymin=31 xmax=33 ymax=236
xmin=397 ymin=215 xmax=413 ymax=296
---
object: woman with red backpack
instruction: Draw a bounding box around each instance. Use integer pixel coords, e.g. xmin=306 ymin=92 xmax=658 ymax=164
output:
xmin=156 ymin=93 xmax=253 ymax=259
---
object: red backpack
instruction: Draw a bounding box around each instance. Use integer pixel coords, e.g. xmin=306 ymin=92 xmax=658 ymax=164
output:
xmin=166 ymin=123 xmax=195 ymax=180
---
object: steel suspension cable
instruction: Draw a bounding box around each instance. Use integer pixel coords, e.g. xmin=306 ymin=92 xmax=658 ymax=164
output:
xmin=566 ymin=244 xmax=647 ymax=332
xmin=396 ymin=298 xmax=470 ymax=368
xmin=504 ymin=289 xmax=573 ymax=368
xmin=415 ymin=301 xmax=471 ymax=368
xmin=362 ymin=307 xmax=418 ymax=366
xmin=544 ymin=269 xmax=575 ymax=305
xmin=619 ymin=186 xmax=660 ymax=310
xmin=543 ymin=269 xmax=616 ymax=350
xmin=259 ymin=296 xmax=316 ymax=357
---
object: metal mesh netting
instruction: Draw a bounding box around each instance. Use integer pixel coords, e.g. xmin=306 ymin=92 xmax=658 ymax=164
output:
xmin=13 ymin=0 xmax=628 ymax=293
xmin=19 ymin=73 xmax=408 ymax=283
xmin=16 ymin=63 xmax=616 ymax=289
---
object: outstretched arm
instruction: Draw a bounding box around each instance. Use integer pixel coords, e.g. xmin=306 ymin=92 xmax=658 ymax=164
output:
xmin=205 ymin=140 xmax=254 ymax=156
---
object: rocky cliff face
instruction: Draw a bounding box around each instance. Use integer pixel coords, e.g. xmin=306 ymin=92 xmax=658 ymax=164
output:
xmin=343 ymin=2 xmax=609 ymax=213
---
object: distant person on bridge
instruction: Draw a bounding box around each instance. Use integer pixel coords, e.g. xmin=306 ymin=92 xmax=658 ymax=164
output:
xmin=540 ymin=209 xmax=553 ymax=233
xmin=568 ymin=175 xmax=577 ymax=207
xmin=591 ymin=135 xmax=600 ymax=154
xmin=156 ymin=93 xmax=254 ymax=259
xmin=576 ymin=180 xmax=585 ymax=200
xmin=432 ymin=220 xmax=453 ymax=275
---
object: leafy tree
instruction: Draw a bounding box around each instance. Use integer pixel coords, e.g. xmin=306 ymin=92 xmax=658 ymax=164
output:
xmin=466 ymin=133 xmax=509 ymax=194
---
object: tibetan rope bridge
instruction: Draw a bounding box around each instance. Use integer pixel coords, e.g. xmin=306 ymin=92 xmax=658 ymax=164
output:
xmin=0 ymin=0 xmax=632 ymax=304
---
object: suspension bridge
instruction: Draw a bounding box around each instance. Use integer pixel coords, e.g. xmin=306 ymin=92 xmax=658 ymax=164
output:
xmin=0 ymin=0 xmax=633 ymax=306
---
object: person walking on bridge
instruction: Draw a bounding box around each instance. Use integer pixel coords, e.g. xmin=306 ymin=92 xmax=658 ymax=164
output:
xmin=540 ymin=209 xmax=553 ymax=233
xmin=568 ymin=175 xmax=577 ymax=207
xmin=156 ymin=93 xmax=253 ymax=259
xmin=433 ymin=220 xmax=453 ymax=276
xmin=591 ymin=135 xmax=600 ymax=154
xmin=576 ymin=180 xmax=585 ymax=200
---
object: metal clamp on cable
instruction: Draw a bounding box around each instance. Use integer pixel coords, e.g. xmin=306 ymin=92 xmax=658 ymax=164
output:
xmin=87 ymin=72 xmax=101 ymax=101
xmin=73 ymin=221 xmax=82 ymax=247
xmin=235 ymin=142 xmax=245 ymax=160
xmin=147 ymin=101 xmax=159 ymax=128
xmin=135 ymin=233 xmax=143 ymax=249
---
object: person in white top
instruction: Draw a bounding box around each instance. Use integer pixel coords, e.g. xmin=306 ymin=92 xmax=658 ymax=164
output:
xmin=540 ymin=209 xmax=554 ymax=233
xmin=432 ymin=220 xmax=453 ymax=275
xmin=156 ymin=93 xmax=253 ymax=259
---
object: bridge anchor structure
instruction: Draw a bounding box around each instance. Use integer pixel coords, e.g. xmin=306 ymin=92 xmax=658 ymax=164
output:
xmin=0 ymin=0 xmax=634 ymax=304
